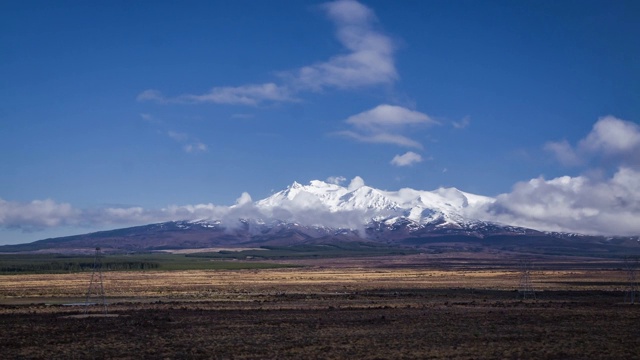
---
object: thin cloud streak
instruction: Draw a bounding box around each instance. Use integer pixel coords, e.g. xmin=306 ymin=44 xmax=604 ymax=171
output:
xmin=177 ymin=83 xmax=295 ymax=106
xmin=335 ymin=130 xmax=423 ymax=148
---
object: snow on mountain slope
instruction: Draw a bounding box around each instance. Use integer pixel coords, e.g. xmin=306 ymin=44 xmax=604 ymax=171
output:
xmin=254 ymin=177 xmax=495 ymax=230
xmin=257 ymin=180 xmax=348 ymax=210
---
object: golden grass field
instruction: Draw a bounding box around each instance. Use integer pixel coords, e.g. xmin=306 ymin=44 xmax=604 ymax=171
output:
xmin=1 ymin=254 xmax=638 ymax=359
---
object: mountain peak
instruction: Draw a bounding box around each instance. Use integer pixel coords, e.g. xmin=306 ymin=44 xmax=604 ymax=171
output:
xmin=255 ymin=177 xmax=497 ymax=228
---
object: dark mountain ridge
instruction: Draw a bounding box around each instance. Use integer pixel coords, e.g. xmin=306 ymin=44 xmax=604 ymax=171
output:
xmin=1 ymin=219 xmax=638 ymax=258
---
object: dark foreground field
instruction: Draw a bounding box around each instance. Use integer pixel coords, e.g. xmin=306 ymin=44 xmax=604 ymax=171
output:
xmin=1 ymin=253 xmax=639 ymax=359
xmin=2 ymin=291 xmax=639 ymax=359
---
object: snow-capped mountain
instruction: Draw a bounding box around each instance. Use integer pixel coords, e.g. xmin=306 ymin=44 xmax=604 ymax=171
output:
xmin=255 ymin=177 xmax=495 ymax=231
xmin=4 ymin=177 xmax=638 ymax=254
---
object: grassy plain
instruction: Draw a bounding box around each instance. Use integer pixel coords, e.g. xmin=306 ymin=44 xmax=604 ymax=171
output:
xmin=0 ymin=252 xmax=300 ymax=274
xmin=0 ymin=253 xmax=638 ymax=359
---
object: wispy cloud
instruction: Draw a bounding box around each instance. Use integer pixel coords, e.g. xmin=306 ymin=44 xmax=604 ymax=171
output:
xmin=326 ymin=176 xmax=347 ymax=185
xmin=139 ymin=113 xmax=153 ymax=121
xmin=283 ymin=0 xmax=397 ymax=91
xmin=178 ymin=83 xmax=294 ymax=106
xmin=138 ymin=83 xmax=294 ymax=106
xmin=137 ymin=90 xmax=166 ymax=103
xmin=452 ymin=116 xmax=470 ymax=129
xmin=544 ymin=139 xmax=581 ymax=166
xmin=167 ymin=131 xmax=188 ymax=142
xmin=390 ymin=151 xmax=423 ymax=167
xmin=164 ymin=130 xmax=207 ymax=153
xmin=337 ymin=104 xmax=437 ymax=148
xmin=184 ymin=142 xmax=208 ymax=153
xmin=137 ymin=0 xmax=397 ymax=106
xmin=337 ymin=130 xmax=423 ymax=148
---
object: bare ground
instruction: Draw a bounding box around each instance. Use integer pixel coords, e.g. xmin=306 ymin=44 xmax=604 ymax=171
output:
xmin=1 ymin=254 xmax=639 ymax=359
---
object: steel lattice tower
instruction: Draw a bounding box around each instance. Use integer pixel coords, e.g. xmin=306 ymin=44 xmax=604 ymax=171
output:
xmin=624 ymin=257 xmax=639 ymax=304
xmin=518 ymin=260 xmax=535 ymax=300
xmin=84 ymin=247 xmax=107 ymax=314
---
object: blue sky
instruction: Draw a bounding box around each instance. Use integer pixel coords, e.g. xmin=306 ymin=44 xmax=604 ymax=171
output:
xmin=1 ymin=0 xmax=639 ymax=244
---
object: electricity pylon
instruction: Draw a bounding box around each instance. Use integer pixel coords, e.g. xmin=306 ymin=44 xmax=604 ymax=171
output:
xmin=624 ymin=257 xmax=639 ymax=304
xmin=517 ymin=260 xmax=535 ymax=300
xmin=84 ymin=247 xmax=107 ymax=314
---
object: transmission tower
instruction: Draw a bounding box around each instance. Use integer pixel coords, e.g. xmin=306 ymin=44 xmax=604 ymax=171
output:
xmin=517 ymin=260 xmax=535 ymax=300
xmin=624 ymin=257 xmax=639 ymax=304
xmin=84 ymin=247 xmax=107 ymax=314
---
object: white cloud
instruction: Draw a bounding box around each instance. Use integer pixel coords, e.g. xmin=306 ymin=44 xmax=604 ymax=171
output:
xmin=338 ymin=104 xmax=437 ymax=148
xmin=138 ymin=1 xmax=397 ymax=106
xmin=544 ymin=140 xmax=581 ymax=166
xmin=452 ymin=116 xmax=470 ymax=129
xmin=184 ymin=142 xmax=208 ymax=153
xmin=177 ymin=83 xmax=294 ymax=106
xmin=136 ymin=89 xmax=166 ymax=103
xmin=580 ymin=115 xmax=640 ymax=156
xmin=167 ymin=131 xmax=188 ymax=142
xmin=4 ymin=169 xmax=640 ymax=237
xmin=346 ymin=104 xmax=436 ymax=128
xmin=348 ymin=176 xmax=365 ymax=190
xmin=0 ymin=198 xmax=79 ymax=231
xmin=474 ymin=167 xmax=640 ymax=236
xmin=546 ymin=116 xmax=640 ymax=167
xmin=140 ymin=113 xmax=153 ymax=121
xmin=164 ymin=130 xmax=207 ymax=154
xmin=326 ymin=176 xmax=347 ymax=185
xmin=234 ymin=192 xmax=253 ymax=206
xmin=0 ymin=198 xmax=232 ymax=232
xmin=511 ymin=115 xmax=640 ymax=235
xmin=285 ymin=0 xmax=397 ymax=90
xmin=391 ymin=151 xmax=423 ymax=166
xmin=138 ymin=84 xmax=294 ymax=106
xmin=336 ymin=130 xmax=423 ymax=148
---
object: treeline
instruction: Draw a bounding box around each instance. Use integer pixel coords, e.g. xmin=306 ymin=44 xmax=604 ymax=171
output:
xmin=0 ymin=261 xmax=160 ymax=274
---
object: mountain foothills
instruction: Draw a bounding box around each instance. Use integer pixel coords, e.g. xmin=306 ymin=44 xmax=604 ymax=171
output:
xmin=1 ymin=178 xmax=638 ymax=255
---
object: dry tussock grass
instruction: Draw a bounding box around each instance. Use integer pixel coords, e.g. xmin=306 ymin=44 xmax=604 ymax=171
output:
xmin=0 ymin=256 xmax=636 ymax=359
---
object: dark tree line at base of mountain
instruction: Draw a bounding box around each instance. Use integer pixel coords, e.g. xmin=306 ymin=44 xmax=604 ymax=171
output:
xmin=0 ymin=260 xmax=160 ymax=274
